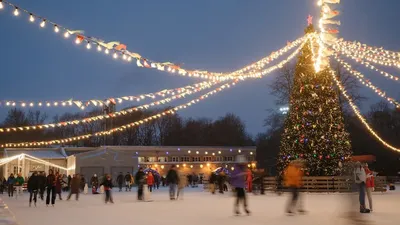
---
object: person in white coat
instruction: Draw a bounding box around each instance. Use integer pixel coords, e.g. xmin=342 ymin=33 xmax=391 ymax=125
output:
xmin=354 ymin=162 xmax=370 ymax=213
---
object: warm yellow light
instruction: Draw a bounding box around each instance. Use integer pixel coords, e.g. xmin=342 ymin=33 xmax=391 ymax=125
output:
xmin=176 ymin=165 xmax=180 ymax=168
xmin=75 ymin=38 xmax=81 ymax=44
xmin=97 ymin=45 xmax=102 ymax=51
xmin=13 ymin=8 xmax=19 ymax=16
xmin=54 ymin=25 xmax=59 ymax=33
xmin=188 ymin=150 xmax=191 ymax=153
xmin=154 ymin=164 xmax=158 ymax=168
xmin=40 ymin=20 xmax=46 ymax=28
xmin=64 ymin=32 xmax=70 ymax=38
xmin=247 ymin=164 xmax=251 ymax=168
xmin=250 ymin=152 xmax=253 ymax=155
xmin=212 ymin=153 xmax=215 ymax=156
xmin=190 ymin=165 xmax=193 ymax=168
xmin=105 ymin=49 xmax=110 ymax=54
xmin=127 ymin=56 xmax=132 ymax=62
xmin=161 ymin=165 xmax=164 ymax=169
xmin=251 ymin=163 xmax=256 ymax=167
xmin=207 ymin=163 xmax=210 ymax=167
xmin=0 ymin=2 xmax=3 ymax=9
xmin=218 ymin=151 xmax=221 ymax=154
xmin=238 ymin=149 xmax=241 ymax=153
xmin=122 ymin=54 xmax=127 ymax=60
xmin=205 ymin=151 xmax=208 ymax=154
xmin=29 ymin=14 xmax=35 ymax=22
xmin=200 ymin=164 xmax=203 ymax=168
xmin=183 ymin=164 xmax=186 ymax=167
xmin=231 ymin=167 xmax=234 ymax=171
xmin=113 ymin=53 xmax=118 ymax=59
xmin=86 ymin=43 xmax=91 ymax=49
xmin=196 ymin=151 xmax=199 ymax=154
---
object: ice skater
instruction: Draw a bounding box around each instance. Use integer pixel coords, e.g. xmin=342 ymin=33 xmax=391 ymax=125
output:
xmin=166 ymin=165 xmax=179 ymax=200
xmin=135 ymin=168 xmax=145 ymax=200
xmin=231 ymin=163 xmax=250 ymax=215
xmin=116 ymin=172 xmax=124 ymax=192
xmin=28 ymin=172 xmax=39 ymax=207
xmin=354 ymin=162 xmax=370 ymax=213
xmin=46 ymin=169 xmax=56 ymax=206
xmin=284 ymin=160 xmax=306 ymax=215
xmin=67 ymin=174 xmax=80 ymax=201
xmin=101 ymin=175 xmax=114 ymax=204
xmin=7 ymin=173 xmax=15 ymax=198
xmin=364 ymin=163 xmax=374 ymax=212
xmin=14 ymin=173 xmax=24 ymax=198
xmin=147 ymin=172 xmax=154 ymax=192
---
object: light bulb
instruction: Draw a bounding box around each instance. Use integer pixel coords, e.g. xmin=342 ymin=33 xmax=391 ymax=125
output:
xmin=54 ymin=25 xmax=59 ymax=33
xmin=0 ymin=1 xmax=3 ymax=9
xmin=122 ymin=54 xmax=127 ymax=60
xmin=40 ymin=20 xmax=46 ymax=28
xmin=113 ymin=53 xmax=118 ymax=59
xmin=29 ymin=14 xmax=35 ymax=22
xmin=86 ymin=43 xmax=91 ymax=49
xmin=97 ymin=45 xmax=102 ymax=52
xmin=105 ymin=49 xmax=109 ymax=54
xmin=64 ymin=32 xmax=70 ymax=38
xmin=127 ymin=56 xmax=132 ymax=62
xmin=14 ymin=8 xmax=19 ymax=16
xmin=75 ymin=38 xmax=81 ymax=44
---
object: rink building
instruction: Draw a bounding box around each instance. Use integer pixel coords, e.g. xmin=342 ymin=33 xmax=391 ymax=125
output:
xmin=0 ymin=146 xmax=256 ymax=180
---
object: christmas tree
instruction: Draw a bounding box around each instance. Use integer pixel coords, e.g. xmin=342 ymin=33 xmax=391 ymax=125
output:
xmin=277 ymin=25 xmax=352 ymax=176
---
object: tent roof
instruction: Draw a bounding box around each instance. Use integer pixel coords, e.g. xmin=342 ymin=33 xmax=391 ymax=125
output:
xmin=5 ymin=149 xmax=66 ymax=159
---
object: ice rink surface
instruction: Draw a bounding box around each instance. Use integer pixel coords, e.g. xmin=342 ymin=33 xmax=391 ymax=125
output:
xmin=2 ymin=186 xmax=399 ymax=225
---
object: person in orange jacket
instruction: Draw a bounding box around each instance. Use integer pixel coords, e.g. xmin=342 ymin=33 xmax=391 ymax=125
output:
xmin=246 ymin=169 xmax=253 ymax=193
xmin=284 ymin=160 xmax=305 ymax=214
xmin=147 ymin=172 xmax=155 ymax=192
xmin=364 ymin=163 xmax=374 ymax=212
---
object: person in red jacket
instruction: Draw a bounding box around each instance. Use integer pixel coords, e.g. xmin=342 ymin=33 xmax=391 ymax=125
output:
xmin=147 ymin=172 xmax=155 ymax=192
xmin=246 ymin=169 xmax=253 ymax=193
xmin=364 ymin=163 xmax=374 ymax=212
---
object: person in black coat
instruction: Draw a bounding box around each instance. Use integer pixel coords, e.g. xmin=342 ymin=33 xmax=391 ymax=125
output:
xmin=28 ymin=172 xmax=40 ymax=207
xmin=166 ymin=165 xmax=180 ymax=200
xmin=38 ymin=172 xmax=46 ymax=200
xmin=116 ymin=172 xmax=124 ymax=192
xmin=135 ymin=168 xmax=145 ymax=200
xmin=100 ymin=175 xmax=114 ymax=203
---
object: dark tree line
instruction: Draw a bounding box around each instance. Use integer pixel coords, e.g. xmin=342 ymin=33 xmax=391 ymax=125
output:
xmin=0 ymin=107 xmax=254 ymax=147
xmin=257 ymin=64 xmax=400 ymax=176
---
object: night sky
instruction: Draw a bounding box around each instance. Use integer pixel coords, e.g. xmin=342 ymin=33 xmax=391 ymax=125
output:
xmin=0 ymin=0 xmax=399 ymax=136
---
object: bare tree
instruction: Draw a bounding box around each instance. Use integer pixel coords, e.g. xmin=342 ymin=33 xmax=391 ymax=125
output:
xmin=267 ymin=63 xmax=295 ymax=105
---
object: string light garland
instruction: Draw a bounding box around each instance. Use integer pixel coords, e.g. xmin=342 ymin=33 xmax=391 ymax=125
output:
xmin=0 ymin=0 xmax=305 ymax=81
xmin=0 ymin=81 xmax=221 ymax=133
xmin=0 ymin=81 xmax=237 ymax=147
xmin=332 ymin=54 xmax=400 ymax=108
xmin=330 ymin=43 xmax=400 ymax=82
xmin=334 ymin=41 xmax=400 ymax=69
xmin=0 ymin=80 xmax=215 ymax=109
xmin=329 ymin=68 xmax=400 ymax=153
xmin=337 ymin=40 xmax=400 ymax=62
xmin=0 ymin=43 xmax=305 ymax=147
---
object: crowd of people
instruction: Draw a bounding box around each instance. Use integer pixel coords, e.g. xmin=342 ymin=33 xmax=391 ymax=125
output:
xmin=0 ymin=160 xmax=376 ymax=216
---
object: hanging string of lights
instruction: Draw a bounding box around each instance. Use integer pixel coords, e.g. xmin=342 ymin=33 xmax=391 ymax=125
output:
xmin=0 ymin=81 xmax=220 ymax=133
xmin=332 ymin=54 xmax=400 ymax=108
xmin=337 ymin=40 xmax=400 ymax=61
xmin=334 ymin=41 xmax=400 ymax=69
xmin=0 ymin=0 xmax=305 ymax=81
xmin=0 ymin=80 xmax=214 ymax=110
xmin=330 ymin=43 xmax=400 ymax=82
xmin=0 ymin=42 xmax=306 ymax=147
xmin=329 ymin=67 xmax=400 ymax=153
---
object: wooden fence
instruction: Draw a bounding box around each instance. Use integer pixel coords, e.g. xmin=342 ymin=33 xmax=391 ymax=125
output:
xmin=203 ymin=176 xmax=387 ymax=192
xmin=264 ymin=176 xmax=387 ymax=192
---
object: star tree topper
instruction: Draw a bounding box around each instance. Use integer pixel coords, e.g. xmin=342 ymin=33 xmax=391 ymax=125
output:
xmin=307 ymin=15 xmax=313 ymax=25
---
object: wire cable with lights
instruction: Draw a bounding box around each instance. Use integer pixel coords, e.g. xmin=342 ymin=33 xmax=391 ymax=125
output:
xmin=329 ymin=67 xmax=400 ymax=153
xmin=0 ymin=41 xmax=306 ymax=147
xmin=0 ymin=0 xmax=306 ymax=81
xmin=332 ymin=54 xmax=400 ymax=108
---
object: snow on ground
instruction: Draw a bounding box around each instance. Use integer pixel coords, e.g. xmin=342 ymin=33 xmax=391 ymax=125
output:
xmin=2 ymin=186 xmax=400 ymax=225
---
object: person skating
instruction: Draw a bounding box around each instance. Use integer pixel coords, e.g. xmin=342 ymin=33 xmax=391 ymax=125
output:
xmin=55 ymin=172 xmax=64 ymax=200
xmin=154 ymin=174 xmax=160 ymax=189
xmin=46 ymin=169 xmax=57 ymax=206
xmin=7 ymin=174 xmax=15 ymax=198
xmin=209 ymin=171 xmax=217 ymax=194
xmin=177 ymin=173 xmax=187 ymax=200
xmin=14 ymin=173 xmax=24 ymax=198
xmin=364 ymin=163 xmax=374 ymax=212
xmin=67 ymin=174 xmax=80 ymax=201
xmin=67 ymin=174 xmax=72 ymax=192
xmin=354 ymin=162 xmax=370 ymax=213
xmin=218 ymin=171 xmax=226 ymax=194
xmin=284 ymin=160 xmax=305 ymax=215
xmin=38 ymin=172 xmax=46 ymax=200
xmin=246 ymin=169 xmax=253 ymax=193
xmin=166 ymin=165 xmax=179 ymax=200
xmin=0 ymin=177 xmax=5 ymax=194
xmin=80 ymin=175 xmax=86 ymax=192
xmin=231 ymin=164 xmax=250 ymax=215
xmin=116 ymin=172 xmax=124 ymax=192
xmin=101 ymin=175 xmax=114 ymax=204
xmin=90 ymin=174 xmax=99 ymax=194
xmin=27 ymin=172 xmax=40 ymax=207
xmin=135 ymin=168 xmax=145 ymax=200
xmin=147 ymin=172 xmax=155 ymax=192
xmin=125 ymin=172 xmax=132 ymax=192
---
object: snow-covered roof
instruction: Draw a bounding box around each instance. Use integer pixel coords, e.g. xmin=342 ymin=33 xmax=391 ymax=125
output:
xmin=4 ymin=149 xmax=66 ymax=159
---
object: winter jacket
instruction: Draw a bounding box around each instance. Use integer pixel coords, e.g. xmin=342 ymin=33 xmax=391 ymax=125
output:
xmin=46 ymin=174 xmax=56 ymax=187
xmin=38 ymin=175 xmax=46 ymax=188
xmin=15 ymin=176 xmax=24 ymax=186
xmin=230 ymin=166 xmax=246 ymax=188
xmin=27 ymin=175 xmax=40 ymax=192
xmin=101 ymin=179 xmax=113 ymax=191
xmin=7 ymin=176 xmax=15 ymax=185
xmin=55 ymin=176 xmax=64 ymax=193
xmin=284 ymin=165 xmax=303 ymax=188
xmin=354 ymin=167 xmax=366 ymax=184
xmin=135 ymin=171 xmax=145 ymax=185
xmin=147 ymin=174 xmax=155 ymax=186
xmin=125 ymin=174 xmax=132 ymax=182
xmin=70 ymin=177 xmax=80 ymax=194
xmin=209 ymin=173 xmax=217 ymax=184
xmin=91 ymin=176 xmax=99 ymax=187
xmin=178 ymin=174 xmax=187 ymax=189
xmin=166 ymin=169 xmax=179 ymax=185
xmin=364 ymin=167 xmax=375 ymax=188
xmin=116 ymin=175 xmax=124 ymax=184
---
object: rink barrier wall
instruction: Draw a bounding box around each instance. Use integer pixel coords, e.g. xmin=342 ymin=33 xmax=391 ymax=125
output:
xmin=203 ymin=176 xmax=387 ymax=193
